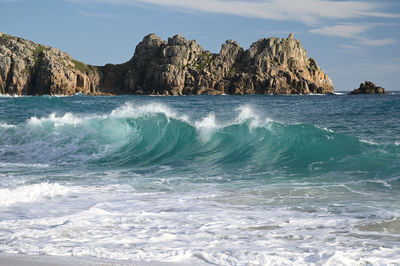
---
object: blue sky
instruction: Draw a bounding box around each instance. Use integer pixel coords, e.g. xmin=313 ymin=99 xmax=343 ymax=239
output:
xmin=1 ymin=0 xmax=399 ymax=90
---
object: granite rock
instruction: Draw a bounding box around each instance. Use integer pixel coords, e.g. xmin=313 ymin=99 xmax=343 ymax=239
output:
xmin=0 ymin=33 xmax=334 ymax=95
xmin=0 ymin=33 xmax=100 ymax=95
xmin=350 ymin=81 xmax=386 ymax=94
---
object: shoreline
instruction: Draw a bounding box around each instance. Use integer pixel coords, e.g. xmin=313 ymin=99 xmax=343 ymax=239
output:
xmin=1 ymin=91 xmax=398 ymax=98
xmin=0 ymin=253 xmax=205 ymax=266
xmin=0 ymin=253 xmax=123 ymax=266
xmin=0 ymin=90 xmax=398 ymax=98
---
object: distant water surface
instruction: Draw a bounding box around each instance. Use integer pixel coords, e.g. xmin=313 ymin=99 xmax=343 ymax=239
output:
xmin=0 ymin=93 xmax=399 ymax=265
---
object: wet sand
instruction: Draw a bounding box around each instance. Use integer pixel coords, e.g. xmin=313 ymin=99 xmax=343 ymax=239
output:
xmin=0 ymin=254 xmax=88 ymax=266
xmin=0 ymin=253 xmax=205 ymax=265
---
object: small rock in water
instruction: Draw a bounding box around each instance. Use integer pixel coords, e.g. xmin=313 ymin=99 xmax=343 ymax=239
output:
xmin=350 ymin=81 xmax=386 ymax=94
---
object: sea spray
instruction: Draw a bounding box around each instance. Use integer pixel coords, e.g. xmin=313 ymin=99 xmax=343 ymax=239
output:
xmin=0 ymin=94 xmax=400 ymax=265
xmin=0 ymin=103 xmax=375 ymax=173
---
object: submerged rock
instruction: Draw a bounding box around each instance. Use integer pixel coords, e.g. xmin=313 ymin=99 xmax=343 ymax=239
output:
xmin=350 ymin=81 xmax=386 ymax=94
xmin=0 ymin=33 xmax=334 ymax=95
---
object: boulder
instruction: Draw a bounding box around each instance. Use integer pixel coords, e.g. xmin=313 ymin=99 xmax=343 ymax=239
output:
xmin=350 ymin=81 xmax=386 ymax=94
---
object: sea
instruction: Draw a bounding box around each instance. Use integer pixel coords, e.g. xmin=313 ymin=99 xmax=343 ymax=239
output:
xmin=0 ymin=93 xmax=399 ymax=265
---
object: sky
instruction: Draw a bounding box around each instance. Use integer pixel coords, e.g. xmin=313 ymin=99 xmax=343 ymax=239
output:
xmin=1 ymin=0 xmax=399 ymax=90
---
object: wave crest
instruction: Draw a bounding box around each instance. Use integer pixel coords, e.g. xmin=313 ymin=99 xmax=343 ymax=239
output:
xmin=0 ymin=102 xmax=396 ymax=178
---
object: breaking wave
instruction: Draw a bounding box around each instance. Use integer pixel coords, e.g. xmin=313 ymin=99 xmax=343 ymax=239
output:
xmin=0 ymin=103 xmax=398 ymax=179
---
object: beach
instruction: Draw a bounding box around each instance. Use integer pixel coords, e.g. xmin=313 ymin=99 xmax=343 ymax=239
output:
xmin=1 ymin=94 xmax=400 ymax=265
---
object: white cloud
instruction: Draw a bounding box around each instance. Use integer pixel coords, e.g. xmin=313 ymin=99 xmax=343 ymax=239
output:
xmin=68 ymin=0 xmax=398 ymax=24
xmin=340 ymin=44 xmax=363 ymax=50
xmin=310 ymin=24 xmax=397 ymax=47
xmin=359 ymin=38 xmax=396 ymax=46
xmin=310 ymin=24 xmax=371 ymax=38
xmin=69 ymin=0 xmax=399 ymax=47
xmin=337 ymin=39 xmax=396 ymax=52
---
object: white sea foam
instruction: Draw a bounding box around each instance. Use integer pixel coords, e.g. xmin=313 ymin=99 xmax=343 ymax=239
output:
xmin=110 ymin=102 xmax=189 ymax=122
xmin=193 ymin=105 xmax=274 ymax=141
xmin=0 ymin=94 xmax=28 ymax=98
xmin=194 ymin=113 xmax=219 ymax=130
xmin=2 ymin=102 xmax=399 ymax=265
xmin=0 ymin=182 xmax=399 ymax=265
xmin=0 ymin=183 xmax=75 ymax=206
xmin=110 ymin=102 xmax=173 ymax=118
xmin=194 ymin=113 xmax=220 ymax=142
xmin=236 ymin=105 xmax=274 ymax=130
xmin=236 ymin=105 xmax=260 ymax=126
xmin=0 ymin=122 xmax=17 ymax=128
xmin=42 ymin=94 xmax=75 ymax=98
xmin=317 ymin=126 xmax=334 ymax=133
xmin=367 ymin=180 xmax=392 ymax=188
xmin=28 ymin=112 xmax=85 ymax=127
xmin=0 ymin=162 xmax=49 ymax=168
xmin=360 ymin=139 xmax=378 ymax=145
xmin=22 ymin=103 xmax=274 ymax=136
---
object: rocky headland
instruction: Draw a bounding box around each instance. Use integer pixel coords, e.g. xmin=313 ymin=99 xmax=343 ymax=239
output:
xmin=0 ymin=32 xmax=334 ymax=96
xmin=350 ymin=81 xmax=386 ymax=95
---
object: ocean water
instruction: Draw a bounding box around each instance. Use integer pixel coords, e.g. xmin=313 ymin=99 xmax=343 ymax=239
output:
xmin=0 ymin=93 xmax=399 ymax=265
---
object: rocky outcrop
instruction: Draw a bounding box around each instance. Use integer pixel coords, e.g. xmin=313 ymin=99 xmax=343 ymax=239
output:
xmin=0 ymin=32 xmax=334 ymax=95
xmin=350 ymin=81 xmax=386 ymax=94
xmin=0 ymin=33 xmax=101 ymax=95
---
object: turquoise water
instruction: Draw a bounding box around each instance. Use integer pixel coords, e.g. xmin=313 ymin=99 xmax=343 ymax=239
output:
xmin=0 ymin=94 xmax=399 ymax=265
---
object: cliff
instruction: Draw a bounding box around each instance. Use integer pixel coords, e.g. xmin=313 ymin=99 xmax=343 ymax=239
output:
xmin=0 ymin=32 xmax=100 ymax=95
xmin=0 ymin=32 xmax=334 ymax=96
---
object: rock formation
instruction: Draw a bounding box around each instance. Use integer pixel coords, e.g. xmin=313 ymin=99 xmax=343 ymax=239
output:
xmin=350 ymin=81 xmax=386 ymax=94
xmin=0 ymin=33 xmax=101 ymax=95
xmin=0 ymin=32 xmax=334 ymax=96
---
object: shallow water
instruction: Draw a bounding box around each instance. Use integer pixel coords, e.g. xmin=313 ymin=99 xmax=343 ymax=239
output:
xmin=0 ymin=94 xmax=400 ymax=265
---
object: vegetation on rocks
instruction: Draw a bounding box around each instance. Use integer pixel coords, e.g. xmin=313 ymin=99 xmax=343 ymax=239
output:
xmin=0 ymin=32 xmax=335 ymax=96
